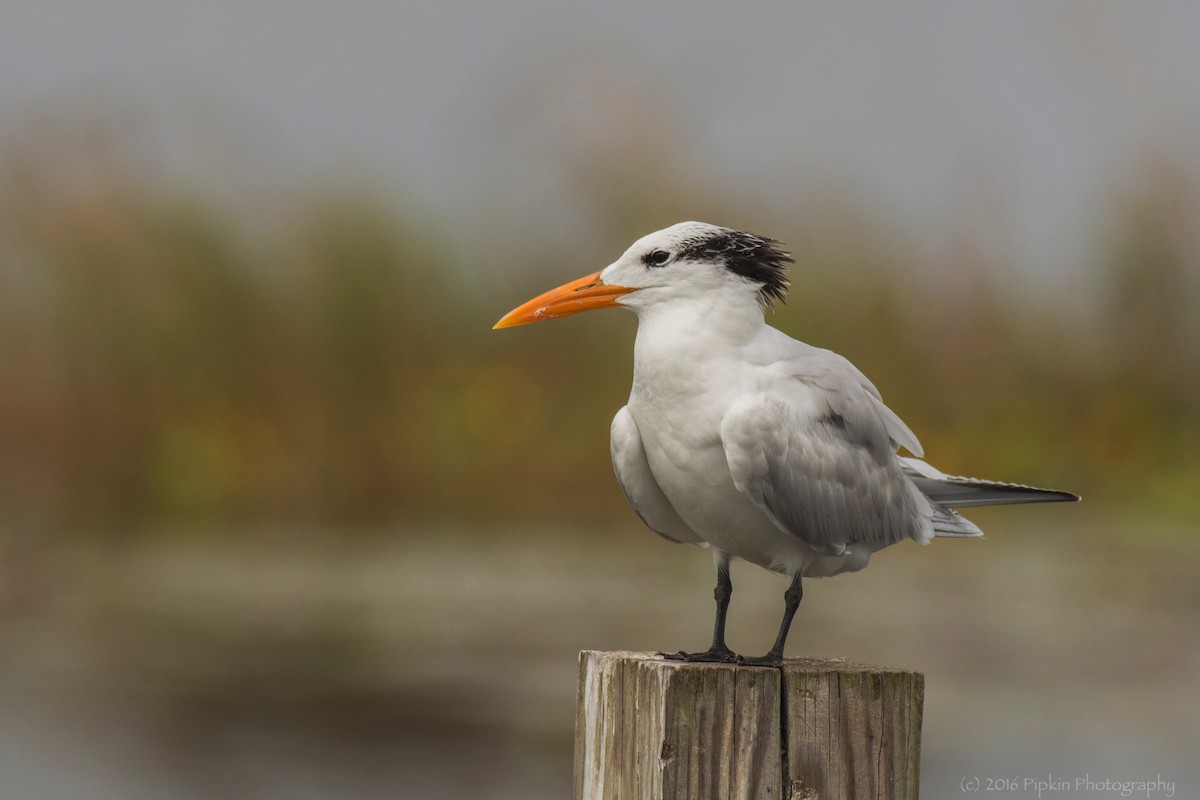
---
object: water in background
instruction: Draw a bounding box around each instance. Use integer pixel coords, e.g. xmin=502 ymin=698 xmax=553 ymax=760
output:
xmin=2 ymin=511 xmax=1197 ymax=798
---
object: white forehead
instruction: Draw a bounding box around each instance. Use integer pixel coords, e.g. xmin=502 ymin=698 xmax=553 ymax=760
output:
xmin=625 ymin=221 xmax=727 ymax=256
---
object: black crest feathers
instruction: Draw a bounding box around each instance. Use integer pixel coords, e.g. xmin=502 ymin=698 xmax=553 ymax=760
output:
xmin=677 ymin=228 xmax=793 ymax=306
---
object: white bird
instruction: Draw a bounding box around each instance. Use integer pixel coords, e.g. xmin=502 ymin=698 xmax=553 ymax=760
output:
xmin=495 ymin=221 xmax=1077 ymax=666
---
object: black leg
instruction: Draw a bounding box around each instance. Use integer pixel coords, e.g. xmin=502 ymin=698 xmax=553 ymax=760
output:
xmin=741 ymin=572 xmax=803 ymax=667
xmin=660 ymin=553 xmax=739 ymax=664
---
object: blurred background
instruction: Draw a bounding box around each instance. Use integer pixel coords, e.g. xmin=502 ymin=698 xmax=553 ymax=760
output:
xmin=1 ymin=2 xmax=1198 ymax=798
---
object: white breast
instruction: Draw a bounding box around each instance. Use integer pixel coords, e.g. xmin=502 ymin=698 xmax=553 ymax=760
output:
xmin=626 ymin=340 xmax=817 ymax=574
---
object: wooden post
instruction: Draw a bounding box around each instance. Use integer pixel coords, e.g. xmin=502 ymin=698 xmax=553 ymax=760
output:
xmin=781 ymin=657 xmax=924 ymax=799
xmin=573 ymin=651 xmax=923 ymax=800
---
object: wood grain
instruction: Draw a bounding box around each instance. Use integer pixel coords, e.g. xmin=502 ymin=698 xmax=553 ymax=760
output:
xmin=574 ymin=651 xmax=923 ymax=800
xmin=782 ymin=658 xmax=923 ymax=799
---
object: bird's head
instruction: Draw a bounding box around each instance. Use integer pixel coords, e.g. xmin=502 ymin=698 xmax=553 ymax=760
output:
xmin=493 ymin=222 xmax=793 ymax=329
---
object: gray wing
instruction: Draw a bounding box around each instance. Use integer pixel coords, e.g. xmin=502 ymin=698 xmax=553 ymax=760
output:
xmin=720 ymin=381 xmax=932 ymax=555
xmin=788 ymin=344 xmax=924 ymax=457
xmin=900 ymin=457 xmax=1079 ymax=509
xmin=610 ymin=406 xmax=705 ymax=545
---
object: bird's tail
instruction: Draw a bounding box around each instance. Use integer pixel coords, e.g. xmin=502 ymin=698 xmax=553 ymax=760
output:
xmin=930 ymin=505 xmax=984 ymax=538
xmin=901 ymin=457 xmax=1079 ymax=538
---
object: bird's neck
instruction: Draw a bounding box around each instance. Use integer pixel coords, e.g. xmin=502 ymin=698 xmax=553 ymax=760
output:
xmin=631 ymin=294 xmax=766 ymax=381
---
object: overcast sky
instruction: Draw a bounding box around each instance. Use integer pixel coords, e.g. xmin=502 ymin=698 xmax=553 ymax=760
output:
xmin=2 ymin=1 xmax=1199 ymax=282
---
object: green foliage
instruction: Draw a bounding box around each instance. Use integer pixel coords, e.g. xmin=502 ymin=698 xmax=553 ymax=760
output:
xmin=0 ymin=124 xmax=1196 ymax=538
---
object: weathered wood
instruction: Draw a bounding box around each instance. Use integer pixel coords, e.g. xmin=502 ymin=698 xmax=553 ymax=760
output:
xmin=574 ymin=650 xmax=781 ymax=800
xmin=782 ymin=658 xmax=923 ymax=799
xmin=573 ymin=651 xmax=923 ymax=800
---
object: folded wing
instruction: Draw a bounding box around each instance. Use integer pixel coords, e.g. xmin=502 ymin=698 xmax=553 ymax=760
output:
xmin=721 ymin=383 xmax=933 ymax=556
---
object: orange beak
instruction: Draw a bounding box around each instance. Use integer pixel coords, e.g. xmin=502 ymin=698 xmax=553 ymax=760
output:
xmin=493 ymin=271 xmax=636 ymax=329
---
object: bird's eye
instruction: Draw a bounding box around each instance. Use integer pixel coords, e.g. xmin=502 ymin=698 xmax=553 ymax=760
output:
xmin=645 ymin=250 xmax=672 ymax=267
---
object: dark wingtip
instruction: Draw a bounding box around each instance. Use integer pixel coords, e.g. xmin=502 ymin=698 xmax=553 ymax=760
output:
xmin=1010 ymin=487 xmax=1080 ymax=504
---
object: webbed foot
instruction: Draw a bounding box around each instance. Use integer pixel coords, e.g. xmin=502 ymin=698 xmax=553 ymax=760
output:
xmin=738 ymin=650 xmax=784 ymax=668
xmin=657 ymin=647 xmax=741 ymax=664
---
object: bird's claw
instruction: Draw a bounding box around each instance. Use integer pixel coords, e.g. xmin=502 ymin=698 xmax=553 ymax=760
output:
xmin=657 ymin=647 xmax=741 ymax=664
xmin=738 ymin=652 xmax=784 ymax=668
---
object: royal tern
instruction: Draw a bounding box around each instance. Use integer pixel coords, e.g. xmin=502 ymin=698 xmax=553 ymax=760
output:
xmin=495 ymin=221 xmax=1078 ymax=666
